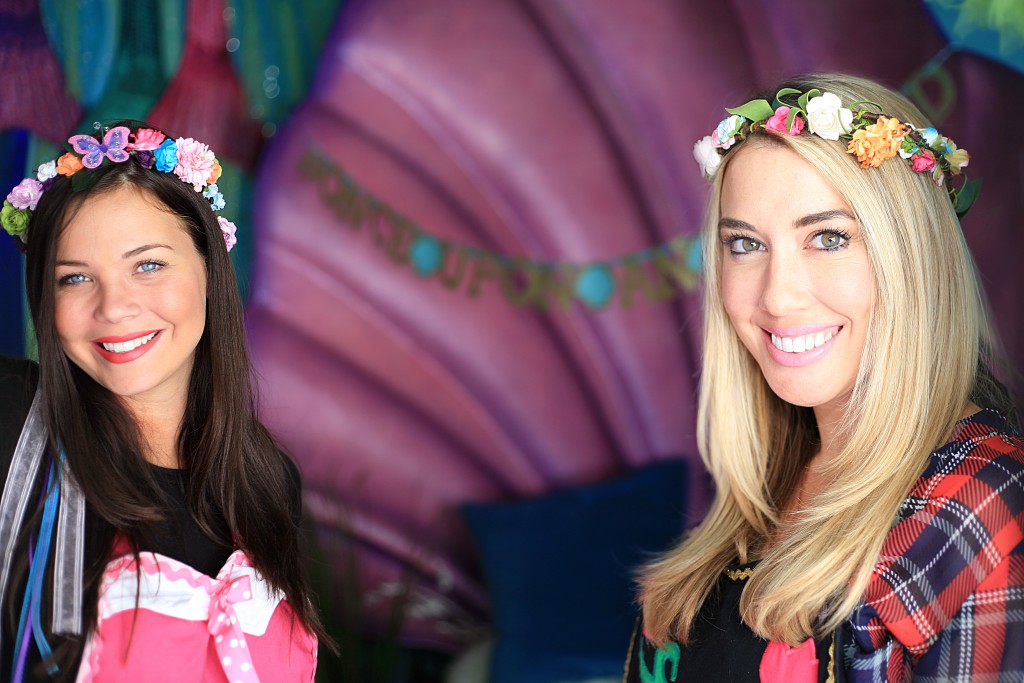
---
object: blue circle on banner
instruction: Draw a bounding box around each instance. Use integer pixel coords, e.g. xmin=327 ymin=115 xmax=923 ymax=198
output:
xmin=576 ymin=264 xmax=615 ymax=309
xmin=687 ymin=239 xmax=702 ymax=272
xmin=410 ymin=235 xmax=443 ymax=276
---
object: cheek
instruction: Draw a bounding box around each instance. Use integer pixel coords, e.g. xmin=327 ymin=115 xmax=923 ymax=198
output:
xmin=827 ymin=260 xmax=874 ymax=323
xmin=53 ymin=294 xmax=79 ymax=346
xmin=720 ymin=266 xmax=754 ymax=330
xmin=167 ymin=280 xmax=207 ymax=335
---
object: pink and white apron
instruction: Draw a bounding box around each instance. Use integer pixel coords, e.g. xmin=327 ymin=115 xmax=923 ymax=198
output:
xmin=76 ymin=548 xmax=317 ymax=682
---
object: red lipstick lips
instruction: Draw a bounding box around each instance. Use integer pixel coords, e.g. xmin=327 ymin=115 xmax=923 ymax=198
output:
xmin=92 ymin=330 xmax=161 ymax=364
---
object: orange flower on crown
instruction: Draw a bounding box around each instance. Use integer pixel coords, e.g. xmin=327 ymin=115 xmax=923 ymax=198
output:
xmin=209 ymin=160 xmax=223 ymax=184
xmin=55 ymin=153 xmax=84 ymax=176
xmin=847 ymin=116 xmax=906 ymax=168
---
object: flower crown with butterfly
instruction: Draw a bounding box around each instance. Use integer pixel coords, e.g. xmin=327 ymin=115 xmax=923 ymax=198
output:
xmin=693 ymin=88 xmax=981 ymax=218
xmin=1 ymin=124 xmax=238 ymax=251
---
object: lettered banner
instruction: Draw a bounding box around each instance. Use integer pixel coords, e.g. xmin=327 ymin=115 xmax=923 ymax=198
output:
xmin=298 ymin=147 xmax=702 ymax=312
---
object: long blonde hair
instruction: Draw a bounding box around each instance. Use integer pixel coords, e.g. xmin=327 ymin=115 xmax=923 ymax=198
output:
xmin=640 ymin=73 xmax=995 ymax=646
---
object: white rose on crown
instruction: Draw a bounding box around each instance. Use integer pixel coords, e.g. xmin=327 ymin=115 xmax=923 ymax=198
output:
xmin=805 ymin=92 xmax=854 ymax=141
xmin=693 ymin=135 xmax=722 ymax=178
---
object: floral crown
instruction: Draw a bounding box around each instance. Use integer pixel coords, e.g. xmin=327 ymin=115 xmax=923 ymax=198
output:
xmin=2 ymin=124 xmax=238 ymax=252
xmin=693 ymin=88 xmax=981 ymax=218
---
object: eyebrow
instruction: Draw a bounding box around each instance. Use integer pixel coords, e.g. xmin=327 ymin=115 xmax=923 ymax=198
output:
xmin=718 ymin=209 xmax=856 ymax=232
xmin=55 ymin=243 xmax=173 ymax=268
xmin=794 ymin=209 xmax=856 ymax=228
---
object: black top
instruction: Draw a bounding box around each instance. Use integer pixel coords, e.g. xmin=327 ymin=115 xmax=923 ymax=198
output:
xmin=624 ymin=562 xmax=836 ymax=682
xmin=143 ymin=464 xmax=234 ymax=577
xmin=0 ymin=355 xmax=302 ymax=681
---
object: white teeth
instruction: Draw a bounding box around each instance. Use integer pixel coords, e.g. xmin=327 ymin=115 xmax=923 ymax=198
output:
xmin=771 ymin=328 xmax=839 ymax=354
xmin=101 ymin=332 xmax=157 ymax=353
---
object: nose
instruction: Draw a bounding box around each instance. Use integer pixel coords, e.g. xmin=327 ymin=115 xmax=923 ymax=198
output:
xmin=94 ymin=279 xmax=140 ymax=323
xmin=758 ymin=249 xmax=812 ymax=317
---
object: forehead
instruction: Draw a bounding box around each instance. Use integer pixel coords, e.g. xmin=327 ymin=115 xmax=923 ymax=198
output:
xmin=719 ymin=142 xmax=853 ymax=224
xmin=57 ymin=185 xmax=193 ymax=256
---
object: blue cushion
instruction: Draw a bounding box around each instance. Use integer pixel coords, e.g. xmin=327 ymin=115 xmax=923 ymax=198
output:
xmin=461 ymin=458 xmax=688 ymax=683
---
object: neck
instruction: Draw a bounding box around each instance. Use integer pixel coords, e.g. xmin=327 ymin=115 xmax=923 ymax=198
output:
xmin=123 ymin=394 xmax=186 ymax=468
xmin=810 ymin=400 xmax=844 ymax=465
xmin=782 ymin=400 xmax=848 ymax=515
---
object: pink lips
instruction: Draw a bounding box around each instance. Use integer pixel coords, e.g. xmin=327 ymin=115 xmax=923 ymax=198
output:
xmin=762 ymin=326 xmax=841 ymax=368
xmin=92 ymin=330 xmax=161 ymax=364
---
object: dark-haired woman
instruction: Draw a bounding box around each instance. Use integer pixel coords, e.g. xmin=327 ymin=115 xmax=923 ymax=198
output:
xmin=0 ymin=124 xmax=327 ymax=681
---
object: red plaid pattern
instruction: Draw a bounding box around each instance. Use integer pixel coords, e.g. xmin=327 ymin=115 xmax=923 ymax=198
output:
xmin=846 ymin=408 xmax=1024 ymax=682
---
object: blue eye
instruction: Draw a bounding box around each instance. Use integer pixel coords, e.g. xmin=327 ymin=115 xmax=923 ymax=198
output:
xmin=57 ymin=273 xmax=89 ymax=286
xmin=137 ymin=260 xmax=164 ymax=273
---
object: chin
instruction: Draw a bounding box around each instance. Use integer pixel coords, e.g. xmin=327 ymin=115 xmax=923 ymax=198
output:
xmin=761 ymin=373 xmax=835 ymax=409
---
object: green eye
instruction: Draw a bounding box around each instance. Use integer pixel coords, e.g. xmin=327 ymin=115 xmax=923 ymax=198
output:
xmin=728 ymin=237 xmax=763 ymax=254
xmin=811 ymin=231 xmax=850 ymax=251
xmin=721 ymin=234 xmax=765 ymax=254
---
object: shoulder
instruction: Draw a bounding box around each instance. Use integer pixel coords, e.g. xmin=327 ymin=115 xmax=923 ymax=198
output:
xmin=0 ymin=355 xmax=38 ymax=400
xmin=904 ymin=408 xmax=1024 ymax=530
xmin=0 ymin=356 xmax=39 ymax=474
xmin=860 ymin=409 xmax=1024 ymax=653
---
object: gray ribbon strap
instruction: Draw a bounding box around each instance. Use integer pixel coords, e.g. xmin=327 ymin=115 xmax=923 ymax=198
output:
xmin=0 ymin=389 xmax=87 ymax=648
xmin=0 ymin=389 xmax=47 ymax=655
xmin=52 ymin=456 xmax=85 ymax=635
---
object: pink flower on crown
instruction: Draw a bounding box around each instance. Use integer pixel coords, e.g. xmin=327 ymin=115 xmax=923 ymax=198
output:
xmin=173 ymin=138 xmax=217 ymax=191
xmin=218 ymin=216 xmax=237 ymax=252
xmin=910 ymin=149 xmax=936 ymax=172
xmin=129 ymin=128 xmax=167 ymax=151
xmin=765 ymin=106 xmax=805 ymax=136
xmin=7 ymin=178 xmax=44 ymax=211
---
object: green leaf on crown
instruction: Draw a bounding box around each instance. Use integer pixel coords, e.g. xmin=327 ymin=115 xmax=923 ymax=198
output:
xmin=797 ymin=88 xmax=821 ymax=112
xmin=954 ymin=177 xmax=982 ymax=219
xmin=725 ymin=99 xmax=774 ymax=123
xmin=772 ymin=87 xmax=802 ymax=110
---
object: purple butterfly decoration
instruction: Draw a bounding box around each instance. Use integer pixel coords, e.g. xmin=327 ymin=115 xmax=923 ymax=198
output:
xmin=68 ymin=126 xmax=131 ymax=169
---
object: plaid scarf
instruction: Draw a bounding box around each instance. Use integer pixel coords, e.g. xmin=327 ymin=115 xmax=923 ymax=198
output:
xmin=845 ymin=408 xmax=1024 ymax=681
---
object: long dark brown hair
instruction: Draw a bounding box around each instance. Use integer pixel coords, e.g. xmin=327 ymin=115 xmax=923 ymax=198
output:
xmin=9 ymin=125 xmax=329 ymax=676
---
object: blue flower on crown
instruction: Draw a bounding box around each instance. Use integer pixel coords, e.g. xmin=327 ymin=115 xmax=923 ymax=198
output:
xmin=154 ymin=139 xmax=179 ymax=173
xmin=203 ymin=183 xmax=225 ymax=211
xmin=716 ymin=115 xmax=744 ymax=143
xmin=920 ymin=128 xmax=939 ymax=146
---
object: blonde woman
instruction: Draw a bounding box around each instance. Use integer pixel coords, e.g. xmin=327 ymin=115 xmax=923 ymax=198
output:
xmin=626 ymin=74 xmax=1023 ymax=682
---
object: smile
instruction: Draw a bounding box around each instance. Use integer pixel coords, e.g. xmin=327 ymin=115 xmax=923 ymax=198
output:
xmin=761 ymin=326 xmax=843 ymax=368
xmin=99 ymin=332 xmax=159 ymax=354
xmin=770 ymin=327 xmax=840 ymax=353
xmin=92 ymin=330 xmax=162 ymax=364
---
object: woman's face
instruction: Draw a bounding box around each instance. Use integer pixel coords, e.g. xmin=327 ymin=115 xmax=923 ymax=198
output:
xmin=54 ymin=185 xmax=207 ymax=407
xmin=718 ymin=142 xmax=873 ymax=415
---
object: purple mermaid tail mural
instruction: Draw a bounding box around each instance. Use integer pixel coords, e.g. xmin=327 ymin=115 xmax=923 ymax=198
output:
xmin=246 ymin=0 xmax=1024 ymax=651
